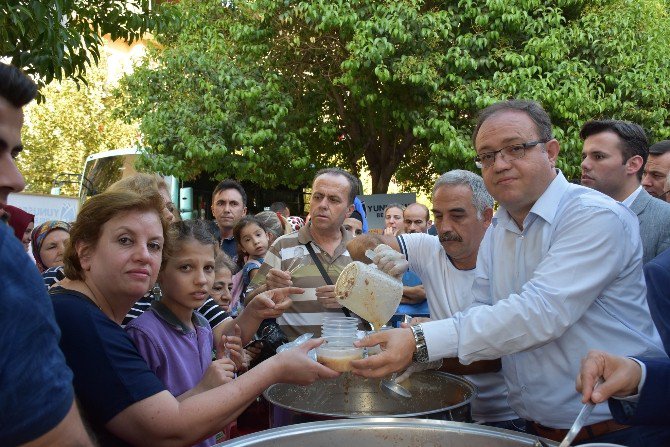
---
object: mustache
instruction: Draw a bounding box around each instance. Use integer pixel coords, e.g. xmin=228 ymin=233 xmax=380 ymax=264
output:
xmin=439 ymin=232 xmax=462 ymax=243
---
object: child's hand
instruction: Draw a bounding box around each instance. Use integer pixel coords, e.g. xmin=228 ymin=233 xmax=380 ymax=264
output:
xmin=247 ymin=286 xmax=301 ymax=320
xmin=196 ymin=358 xmax=237 ymax=392
xmin=217 ymin=324 xmax=245 ymax=373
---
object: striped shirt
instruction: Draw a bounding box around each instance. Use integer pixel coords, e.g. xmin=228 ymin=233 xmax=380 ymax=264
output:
xmin=249 ymin=223 xmax=358 ymax=340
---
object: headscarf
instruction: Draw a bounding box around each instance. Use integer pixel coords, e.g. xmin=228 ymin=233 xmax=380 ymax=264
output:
xmin=31 ymin=220 xmax=71 ymax=272
xmin=3 ymin=204 xmax=35 ymax=241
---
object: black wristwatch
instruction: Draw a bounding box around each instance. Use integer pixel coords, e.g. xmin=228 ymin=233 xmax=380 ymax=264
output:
xmin=410 ymin=324 xmax=430 ymax=363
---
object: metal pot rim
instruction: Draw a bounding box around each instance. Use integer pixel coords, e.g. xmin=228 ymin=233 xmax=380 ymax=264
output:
xmin=220 ymin=418 xmax=556 ymax=446
xmin=263 ymin=371 xmax=476 ymax=419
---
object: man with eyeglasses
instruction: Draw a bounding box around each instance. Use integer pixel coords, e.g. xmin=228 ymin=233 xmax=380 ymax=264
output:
xmin=580 ymin=120 xmax=670 ymax=264
xmin=351 ymin=100 xmax=669 ymax=445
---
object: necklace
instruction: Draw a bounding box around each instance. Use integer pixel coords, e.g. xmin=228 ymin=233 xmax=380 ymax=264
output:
xmin=83 ymin=280 xmax=118 ymax=322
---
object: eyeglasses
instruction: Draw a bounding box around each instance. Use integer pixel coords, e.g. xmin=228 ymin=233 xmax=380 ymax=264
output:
xmin=474 ymin=140 xmax=549 ymax=169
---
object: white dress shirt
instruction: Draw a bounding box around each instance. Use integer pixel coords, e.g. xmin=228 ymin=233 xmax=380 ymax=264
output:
xmin=420 ymin=171 xmax=666 ymax=428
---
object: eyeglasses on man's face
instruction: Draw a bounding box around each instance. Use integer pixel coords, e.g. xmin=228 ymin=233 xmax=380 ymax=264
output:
xmin=474 ymin=140 xmax=549 ymax=169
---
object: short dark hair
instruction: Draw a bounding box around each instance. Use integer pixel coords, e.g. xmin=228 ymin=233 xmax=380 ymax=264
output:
xmin=314 ymin=168 xmax=359 ymax=205
xmin=473 ymin=100 xmax=553 ymax=146
xmin=580 ymin=120 xmax=648 ymax=180
xmin=270 ymin=201 xmax=287 ymax=212
xmin=212 ymin=179 xmax=247 ymax=206
xmin=0 ymin=63 xmax=37 ymax=108
xmin=649 ymin=140 xmax=670 ymax=156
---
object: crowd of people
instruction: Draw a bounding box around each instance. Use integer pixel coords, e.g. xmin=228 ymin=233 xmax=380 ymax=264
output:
xmin=2 ymin=58 xmax=670 ymax=447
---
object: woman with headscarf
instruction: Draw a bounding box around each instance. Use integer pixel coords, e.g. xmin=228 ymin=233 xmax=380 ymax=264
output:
xmin=4 ymin=204 xmax=34 ymax=251
xmin=31 ymin=220 xmax=71 ymax=272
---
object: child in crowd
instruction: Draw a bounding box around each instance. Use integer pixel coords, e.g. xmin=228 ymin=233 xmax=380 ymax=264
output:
xmin=125 ymin=220 xmax=243 ymax=447
xmin=210 ymin=250 xmax=236 ymax=311
xmin=232 ymin=216 xmax=270 ymax=309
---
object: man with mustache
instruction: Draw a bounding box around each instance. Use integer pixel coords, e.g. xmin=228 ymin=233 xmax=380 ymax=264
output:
xmin=347 ymin=170 xmax=522 ymax=430
xmin=349 ymin=100 xmax=668 ymax=445
xmin=580 ymin=119 xmax=670 ymax=264
xmin=247 ymin=168 xmax=362 ymax=339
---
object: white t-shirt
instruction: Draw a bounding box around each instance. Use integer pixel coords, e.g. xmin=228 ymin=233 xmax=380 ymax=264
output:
xmin=398 ymin=233 xmax=518 ymax=423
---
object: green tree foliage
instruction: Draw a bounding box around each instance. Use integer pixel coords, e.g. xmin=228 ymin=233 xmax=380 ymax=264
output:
xmin=19 ymin=54 xmax=139 ymax=195
xmin=1 ymin=0 xmax=171 ymax=90
xmin=117 ymin=0 xmax=670 ymax=193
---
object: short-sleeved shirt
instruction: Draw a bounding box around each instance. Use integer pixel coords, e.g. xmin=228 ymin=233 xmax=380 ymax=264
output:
xmin=125 ymin=302 xmax=215 ymax=447
xmin=50 ymin=287 xmax=166 ymax=447
xmin=250 ymin=224 xmax=356 ymax=339
xmin=0 ymin=225 xmax=74 ymax=445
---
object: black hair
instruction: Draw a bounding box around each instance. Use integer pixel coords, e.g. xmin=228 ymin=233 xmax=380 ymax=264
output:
xmin=232 ymin=215 xmax=268 ymax=268
xmin=473 ymin=100 xmax=553 ymax=146
xmin=0 ymin=63 xmax=37 ymax=108
xmin=580 ymin=119 xmax=648 ymax=180
xmin=212 ymin=179 xmax=247 ymax=206
xmin=649 ymin=140 xmax=670 ymax=156
xmin=314 ymin=168 xmax=359 ymax=204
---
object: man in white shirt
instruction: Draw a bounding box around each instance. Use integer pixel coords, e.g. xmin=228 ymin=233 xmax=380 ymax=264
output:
xmin=351 ymin=100 xmax=668 ymax=445
xmin=580 ymin=119 xmax=670 ymax=263
xmin=349 ymin=170 xmax=522 ymax=429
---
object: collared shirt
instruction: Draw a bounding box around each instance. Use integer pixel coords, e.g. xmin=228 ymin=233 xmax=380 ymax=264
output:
xmin=397 ymin=233 xmax=518 ymax=423
xmin=421 ymin=171 xmax=666 ymax=428
xmin=621 ymin=185 xmax=643 ymax=207
xmin=250 ymin=223 xmax=355 ymax=339
xmin=220 ymin=236 xmax=237 ymax=260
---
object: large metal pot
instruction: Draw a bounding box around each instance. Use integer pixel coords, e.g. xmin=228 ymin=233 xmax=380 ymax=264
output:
xmin=263 ymin=371 xmax=475 ymax=427
xmin=218 ymin=418 xmax=556 ymax=446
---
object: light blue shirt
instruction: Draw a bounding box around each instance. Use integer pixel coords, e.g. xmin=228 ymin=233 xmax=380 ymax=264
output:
xmin=421 ymin=171 xmax=666 ymax=428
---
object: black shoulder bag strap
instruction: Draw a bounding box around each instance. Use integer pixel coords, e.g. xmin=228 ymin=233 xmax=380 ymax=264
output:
xmin=304 ymin=242 xmax=372 ymax=330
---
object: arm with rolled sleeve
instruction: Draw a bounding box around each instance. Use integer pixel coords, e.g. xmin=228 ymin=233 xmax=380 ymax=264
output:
xmin=422 ymin=206 xmax=636 ymax=363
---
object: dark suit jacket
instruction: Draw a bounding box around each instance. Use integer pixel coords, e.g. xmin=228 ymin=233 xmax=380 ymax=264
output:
xmin=609 ymin=358 xmax=670 ymax=425
xmin=644 ymin=247 xmax=670 ymax=354
xmin=629 ymin=188 xmax=670 ymax=264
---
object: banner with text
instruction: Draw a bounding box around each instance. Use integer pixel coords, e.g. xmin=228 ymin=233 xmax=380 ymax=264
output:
xmin=359 ymin=193 xmax=416 ymax=232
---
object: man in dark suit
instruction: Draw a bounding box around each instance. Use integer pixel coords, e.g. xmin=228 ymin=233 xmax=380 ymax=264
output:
xmin=581 ymin=120 xmax=670 ymax=264
xmin=644 ymin=247 xmax=670 ymax=354
xmin=578 ymin=350 xmax=670 ymax=426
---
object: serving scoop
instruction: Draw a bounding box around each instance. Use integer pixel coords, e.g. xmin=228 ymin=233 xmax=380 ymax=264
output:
xmin=381 ymin=372 xmax=412 ymax=399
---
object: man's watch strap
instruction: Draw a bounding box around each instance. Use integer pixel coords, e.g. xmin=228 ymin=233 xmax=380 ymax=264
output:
xmin=411 ymin=324 xmax=430 ymax=363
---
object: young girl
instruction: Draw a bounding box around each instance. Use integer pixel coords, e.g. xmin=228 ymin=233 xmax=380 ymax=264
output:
xmin=232 ymin=216 xmax=269 ymax=308
xmin=210 ymin=250 xmax=236 ymax=311
xmin=125 ymin=220 xmax=243 ymax=447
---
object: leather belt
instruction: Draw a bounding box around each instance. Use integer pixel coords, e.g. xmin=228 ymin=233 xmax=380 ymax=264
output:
xmin=528 ymin=420 xmax=630 ymax=443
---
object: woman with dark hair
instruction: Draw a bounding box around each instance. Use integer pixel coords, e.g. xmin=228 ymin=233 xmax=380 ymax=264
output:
xmin=50 ymin=188 xmax=337 ymax=446
xmin=31 ymin=220 xmax=71 ymax=272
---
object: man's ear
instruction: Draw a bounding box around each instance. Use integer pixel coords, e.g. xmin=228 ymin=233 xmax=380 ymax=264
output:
xmin=545 ymin=139 xmax=560 ymax=167
xmin=348 ymin=204 xmax=355 ymax=215
xmin=626 ymin=155 xmax=644 ymax=176
xmin=76 ymin=240 xmax=92 ymax=271
xmin=482 ymin=207 xmax=494 ymax=227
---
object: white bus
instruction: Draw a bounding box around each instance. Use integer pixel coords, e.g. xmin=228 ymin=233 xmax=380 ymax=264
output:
xmin=79 ymin=148 xmax=179 ymax=208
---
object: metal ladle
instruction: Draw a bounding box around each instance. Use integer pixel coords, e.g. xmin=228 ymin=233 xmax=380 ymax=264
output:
xmin=381 ymin=372 xmax=413 ymax=399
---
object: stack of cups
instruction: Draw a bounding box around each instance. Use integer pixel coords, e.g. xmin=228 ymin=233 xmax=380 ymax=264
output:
xmin=315 ymin=317 xmax=363 ymax=372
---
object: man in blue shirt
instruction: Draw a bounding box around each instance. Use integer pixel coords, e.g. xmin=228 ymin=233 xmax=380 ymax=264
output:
xmin=0 ymin=63 xmax=93 ymax=446
xmin=352 ymin=100 xmax=668 ymax=445
xmin=211 ymin=179 xmax=248 ymax=259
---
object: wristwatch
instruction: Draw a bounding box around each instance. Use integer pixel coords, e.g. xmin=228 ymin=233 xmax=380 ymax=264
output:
xmin=410 ymin=324 xmax=430 ymax=363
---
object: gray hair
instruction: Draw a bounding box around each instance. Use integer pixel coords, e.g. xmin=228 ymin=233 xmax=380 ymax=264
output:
xmin=384 ymin=203 xmax=406 ymax=215
xmin=255 ymin=210 xmax=285 ymax=240
xmin=432 ymin=170 xmax=494 ymax=220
